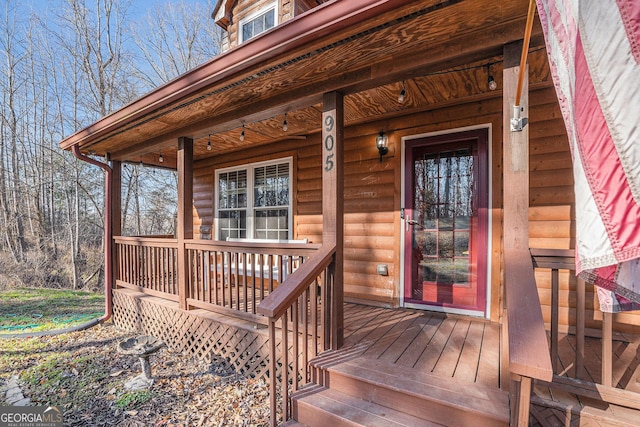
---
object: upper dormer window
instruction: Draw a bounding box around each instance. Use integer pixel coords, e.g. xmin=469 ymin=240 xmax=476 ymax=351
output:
xmin=240 ymin=3 xmax=278 ymax=43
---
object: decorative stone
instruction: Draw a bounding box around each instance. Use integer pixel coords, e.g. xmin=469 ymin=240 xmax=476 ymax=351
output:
xmin=117 ymin=336 xmax=164 ymax=390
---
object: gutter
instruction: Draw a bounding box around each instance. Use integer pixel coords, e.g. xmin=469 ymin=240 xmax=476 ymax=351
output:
xmin=71 ymin=145 xmax=113 ymax=323
xmin=59 ymin=0 xmax=417 ymax=151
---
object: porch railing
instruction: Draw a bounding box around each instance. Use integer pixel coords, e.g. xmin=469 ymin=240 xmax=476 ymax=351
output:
xmin=184 ymin=240 xmax=320 ymax=322
xmin=530 ymin=249 xmax=640 ymax=411
xmin=504 ymin=248 xmax=553 ymax=426
xmin=257 ymin=244 xmax=337 ymax=427
xmin=114 ymin=236 xmax=179 ymax=301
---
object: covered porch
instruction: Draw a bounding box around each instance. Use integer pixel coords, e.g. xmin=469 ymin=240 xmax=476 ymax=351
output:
xmin=58 ymin=0 xmax=640 ymax=425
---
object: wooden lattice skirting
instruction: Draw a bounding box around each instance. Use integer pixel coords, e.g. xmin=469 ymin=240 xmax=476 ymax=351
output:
xmin=112 ymin=288 xmax=272 ymax=379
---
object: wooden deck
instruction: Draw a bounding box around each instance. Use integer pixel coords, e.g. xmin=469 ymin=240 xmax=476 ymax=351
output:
xmin=340 ymin=303 xmax=502 ymax=388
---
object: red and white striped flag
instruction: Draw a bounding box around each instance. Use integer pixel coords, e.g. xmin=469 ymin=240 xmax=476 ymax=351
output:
xmin=535 ymin=0 xmax=640 ymax=312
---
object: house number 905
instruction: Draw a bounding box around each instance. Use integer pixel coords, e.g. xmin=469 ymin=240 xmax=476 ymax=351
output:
xmin=324 ymin=114 xmax=335 ymax=172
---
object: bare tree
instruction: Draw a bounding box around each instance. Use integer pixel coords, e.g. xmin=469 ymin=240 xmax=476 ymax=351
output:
xmin=132 ymin=0 xmax=224 ymax=87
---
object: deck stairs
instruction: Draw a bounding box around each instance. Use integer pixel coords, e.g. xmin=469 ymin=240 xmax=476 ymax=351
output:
xmin=290 ymin=349 xmax=510 ymax=427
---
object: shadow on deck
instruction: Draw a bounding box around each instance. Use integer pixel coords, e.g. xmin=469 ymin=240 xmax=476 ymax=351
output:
xmin=290 ymin=303 xmax=509 ymax=426
xmin=530 ymin=331 xmax=640 ymax=426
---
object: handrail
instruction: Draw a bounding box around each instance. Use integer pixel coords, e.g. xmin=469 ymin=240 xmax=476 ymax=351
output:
xmin=186 ymin=238 xmax=321 ymax=256
xmin=114 ymin=236 xmax=178 ymax=245
xmin=257 ymin=243 xmax=336 ymax=319
xmin=505 ymin=248 xmax=554 ymax=381
xmin=257 ymin=243 xmax=337 ymax=427
xmin=505 ymin=248 xmax=553 ymax=426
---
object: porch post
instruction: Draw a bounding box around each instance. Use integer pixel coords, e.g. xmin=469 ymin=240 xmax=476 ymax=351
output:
xmin=109 ymin=158 xmax=122 ymax=288
xmin=177 ymin=137 xmax=194 ymax=310
xmin=503 ymin=41 xmax=529 ymax=254
xmin=322 ymin=91 xmax=344 ymax=349
xmin=503 ymin=40 xmax=530 ymax=423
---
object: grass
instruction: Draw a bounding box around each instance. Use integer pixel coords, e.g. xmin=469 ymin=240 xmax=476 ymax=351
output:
xmin=114 ymin=390 xmax=154 ymax=409
xmin=0 ymin=288 xmax=104 ymax=334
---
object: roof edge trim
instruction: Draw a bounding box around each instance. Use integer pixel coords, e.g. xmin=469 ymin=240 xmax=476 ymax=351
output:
xmin=60 ymin=0 xmax=419 ymax=151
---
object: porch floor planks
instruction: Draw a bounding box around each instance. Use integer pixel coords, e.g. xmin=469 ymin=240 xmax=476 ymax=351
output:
xmin=377 ymin=314 xmax=435 ymax=364
xmin=535 ymin=331 xmax=640 ymax=410
xmin=342 ymin=303 xmax=502 ymax=389
xmin=476 ymin=321 xmax=501 ymax=389
xmin=360 ymin=311 xmax=424 ymax=358
xmin=343 ymin=308 xmax=412 ymax=349
xmin=431 ymin=319 xmax=471 ymax=378
xmin=412 ymin=317 xmax=459 ymax=373
xmin=453 ymin=320 xmax=485 ymax=383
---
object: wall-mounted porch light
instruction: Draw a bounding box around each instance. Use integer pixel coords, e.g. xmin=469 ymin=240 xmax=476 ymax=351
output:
xmin=207 ymin=134 xmax=212 ymax=151
xmin=159 ymin=149 xmax=164 ymax=163
xmin=376 ymin=130 xmax=389 ymax=162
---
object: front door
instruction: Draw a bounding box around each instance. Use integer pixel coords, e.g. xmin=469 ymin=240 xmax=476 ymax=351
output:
xmin=404 ymin=129 xmax=488 ymax=315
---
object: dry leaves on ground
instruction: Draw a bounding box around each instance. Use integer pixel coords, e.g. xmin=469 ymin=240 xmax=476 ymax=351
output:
xmin=0 ymin=322 xmax=270 ymax=426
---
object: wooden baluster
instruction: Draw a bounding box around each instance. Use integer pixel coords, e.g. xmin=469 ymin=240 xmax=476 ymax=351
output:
xmin=602 ymin=311 xmax=613 ymax=387
xmin=268 ymin=319 xmax=277 ymax=427
xmin=213 ymin=251 xmax=220 ymax=305
xmin=302 ymin=287 xmax=309 ymax=384
xmin=551 ymin=267 xmax=559 ymax=374
xmin=311 ymin=276 xmax=319 ymax=362
xmin=259 ymin=253 xmax=265 ymax=302
xmin=576 ymin=277 xmax=585 ymax=380
xmin=206 ymin=251 xmax=212 ymax=304
xmin=281 ymin=309 xmax=289 ymax=423
xmin=223 ymin=252 xmax=230 ymax=307
xmin=242 ymin=252 xmax=248 ymax=312
xmin=268 ymin=254 xmax=274 ymax=293
xmin=292 ymin=299 xmax=299 ymax=393
xmin=250 ymin=253 xmax=256 ymax=313
xmin=234 ymin=251 xmax=240 ymax=310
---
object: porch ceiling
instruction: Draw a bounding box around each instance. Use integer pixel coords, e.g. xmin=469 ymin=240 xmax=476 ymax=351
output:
xmin=60 ymin=0 xmax=543 ymax=168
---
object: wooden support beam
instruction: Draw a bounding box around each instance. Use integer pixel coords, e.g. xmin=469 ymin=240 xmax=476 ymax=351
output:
xmin=177 ymin=137 xmax=194 ymax=310
xmin=322 ymin=91 xmax=344 ymax=349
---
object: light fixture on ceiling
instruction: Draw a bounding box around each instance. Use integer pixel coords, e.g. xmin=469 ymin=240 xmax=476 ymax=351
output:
xmin=398 ymin=81 xmax=406 ymax=103
xmin=207 ymin=134 xmax=212 ymax=151
xmin=240 ymin=123 xmax=245 ymax=141
xmin=159 ymin=149 xmax=164 ymax=163
xmin=376 ymin=130 xmax=389 ymax=162
xmin=283 ymin=113 xmax=288 ymax=132
xmin=487 ymin=65 xmax=497 ymax=91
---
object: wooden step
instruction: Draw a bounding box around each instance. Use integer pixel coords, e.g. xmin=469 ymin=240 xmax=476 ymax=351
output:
xmin=308 ymin=353 xmax=509 ymax=427
xmin=292 ymin=384 xmax=443 ymax=426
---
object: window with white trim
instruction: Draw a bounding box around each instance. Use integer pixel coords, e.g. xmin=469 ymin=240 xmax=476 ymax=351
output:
xmin=215 ymin=158 xmax=292 ymax=240
xmin=239 ymin=3 xmax=278 ymax=43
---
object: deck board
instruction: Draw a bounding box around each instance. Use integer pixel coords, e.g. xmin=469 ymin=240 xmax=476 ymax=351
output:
xmin=432 ymin=319 xmax=471 ymax=378
xmin=476 ymin=321 xmax=501 ymax=389
xmin=413 ymin=317 xmax=458 ymax=372
xmin=377 ymin=314 xmax=433 ymax=364
xmin=342 ymin=303 xmax=502 ymax=389
xmin=453 ymin=320 xmax=484 ymax=383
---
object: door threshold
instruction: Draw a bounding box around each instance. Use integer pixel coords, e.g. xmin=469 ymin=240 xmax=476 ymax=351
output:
xmin=403 ymin=302 xmax=486 ymax=318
